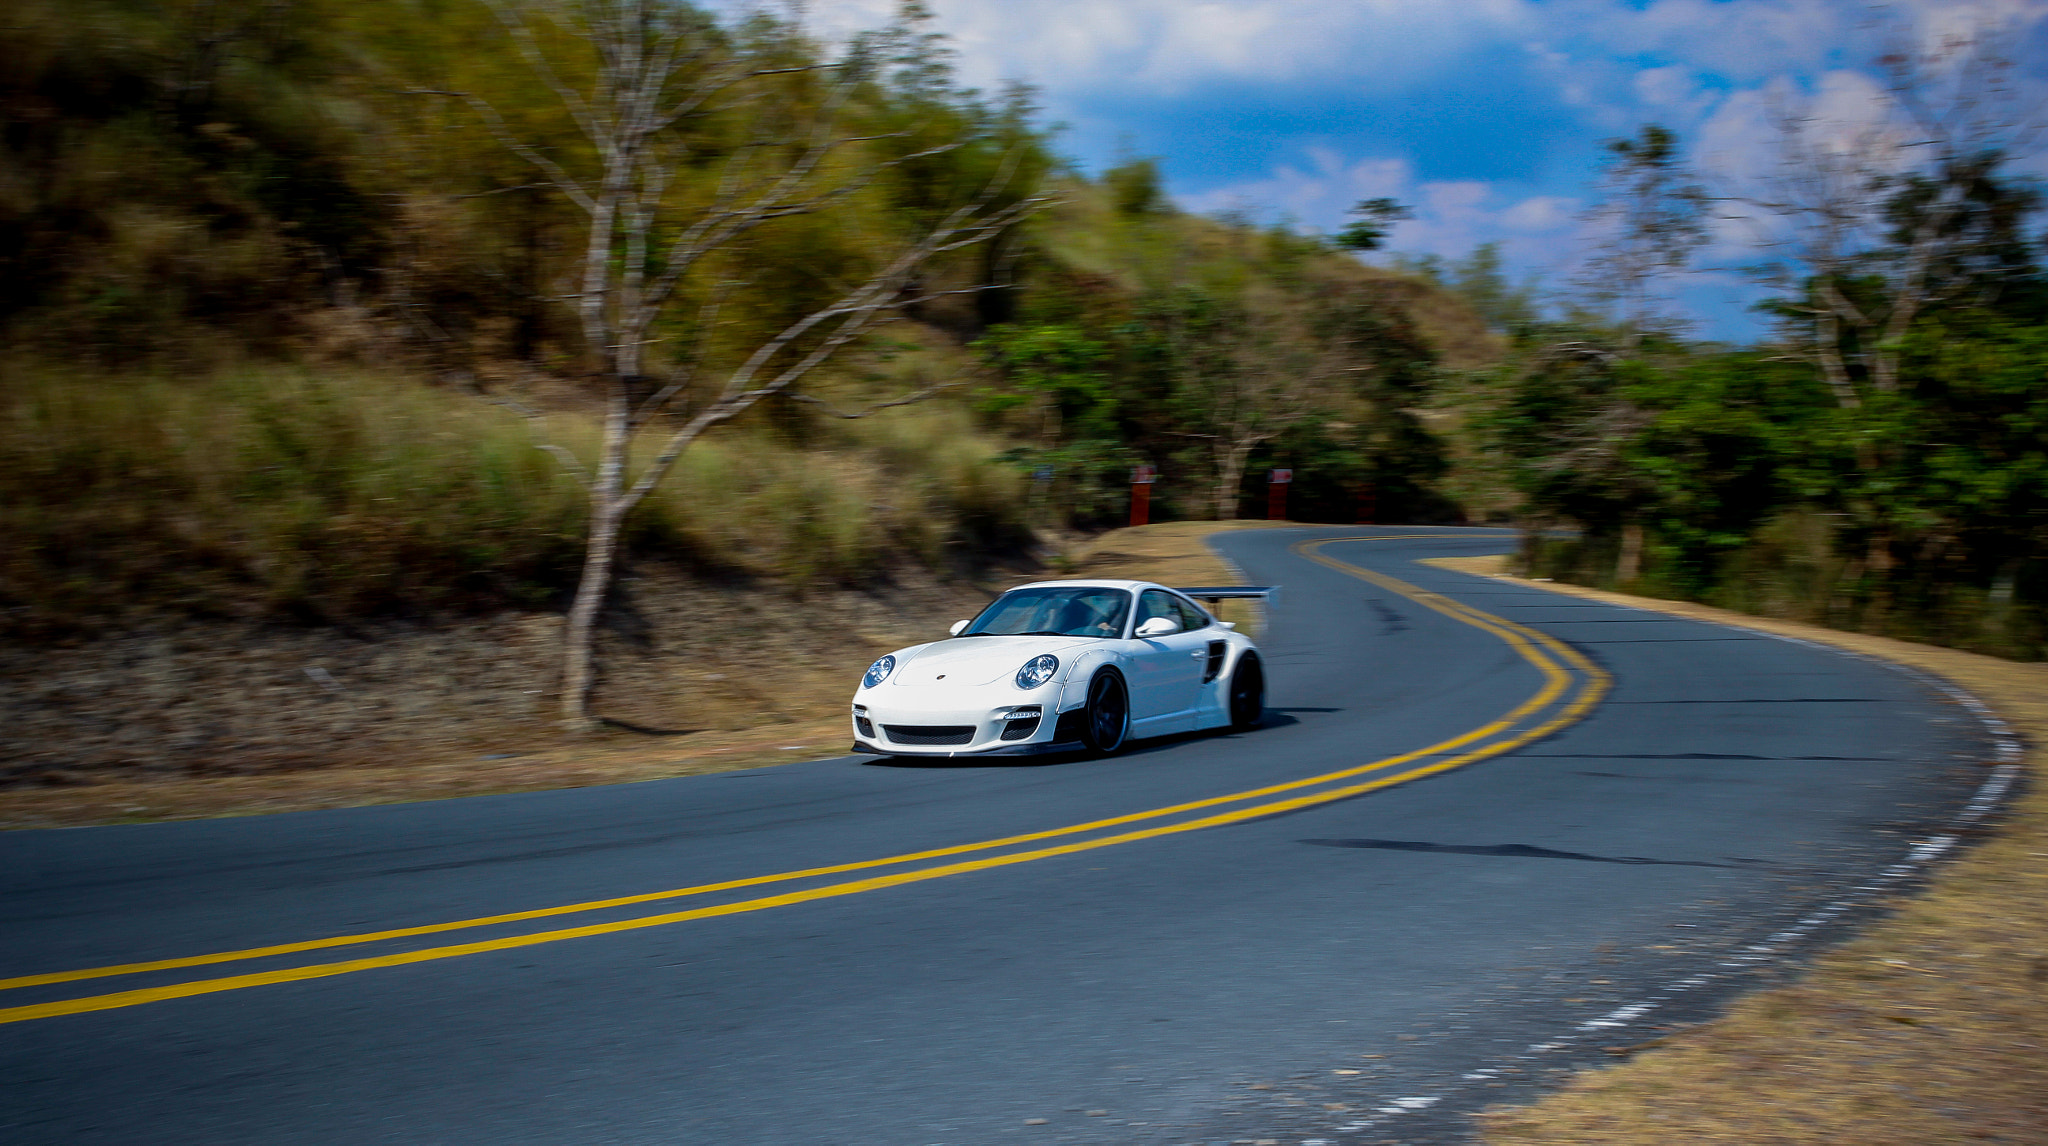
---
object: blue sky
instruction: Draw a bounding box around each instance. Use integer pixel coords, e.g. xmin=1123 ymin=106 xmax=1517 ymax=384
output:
xmin=768 ymin=0 xmax=2048 ymax=341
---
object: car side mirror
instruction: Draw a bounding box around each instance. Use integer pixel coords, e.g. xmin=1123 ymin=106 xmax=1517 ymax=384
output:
xmin=949 ymin=619 xmax=969 ymax=636
xmin=1134 ymin=616 xmax=1176 ymax=638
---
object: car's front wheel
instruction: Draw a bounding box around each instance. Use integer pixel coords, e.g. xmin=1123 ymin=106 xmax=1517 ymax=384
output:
xmin=1228 ymin=654 xmax=1264 ymax=731
xmin=1082 ymin=670 xmax=1129 ymax=755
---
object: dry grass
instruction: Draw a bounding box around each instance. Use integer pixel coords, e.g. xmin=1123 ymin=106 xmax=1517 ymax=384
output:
xmin=0 ymin=361 xmax=1029 ymax=631
xmin=1426 ymin=555 xmax=2048 ymax=1146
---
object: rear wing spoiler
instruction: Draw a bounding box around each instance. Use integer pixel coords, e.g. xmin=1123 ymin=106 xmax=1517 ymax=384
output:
xmin=1175 ymin=585 xmax=1279 ymax=608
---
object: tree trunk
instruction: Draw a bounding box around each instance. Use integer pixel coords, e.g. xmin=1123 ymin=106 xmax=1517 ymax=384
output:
xmin=560 ymin=498 xmax=621 ymax=731
xmin=560 ymin=384 xmax=632 ymax=730
xmin=1214 ymin=441 xmax=1254 ymax=520
xmin=1617 ymin=521 xmax=1644 ymax=582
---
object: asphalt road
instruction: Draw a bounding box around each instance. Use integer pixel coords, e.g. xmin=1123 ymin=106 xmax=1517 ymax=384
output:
xmin=0 ymin=527 xmax=1997 ymax=1145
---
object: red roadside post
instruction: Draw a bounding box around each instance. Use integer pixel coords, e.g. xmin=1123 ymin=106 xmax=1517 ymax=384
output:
xmin=1267 ymin=468 xmax=1292 ymax=521
xmin=1130 ymin=464 xmax=1157 ymax=527
xmin=1356 ymin=480 xmax=1376 ymax=525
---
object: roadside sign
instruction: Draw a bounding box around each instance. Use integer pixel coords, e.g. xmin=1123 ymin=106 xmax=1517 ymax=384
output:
xmin=1268 ymin=468 xmax=1292 ymax=484
xmin=1132 ymin=464 xmax=1158 ymax=484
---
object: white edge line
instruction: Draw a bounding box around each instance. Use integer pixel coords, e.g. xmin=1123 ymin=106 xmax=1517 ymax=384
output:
xmin=1320 ymin=563 xmax=2026 ymax=1136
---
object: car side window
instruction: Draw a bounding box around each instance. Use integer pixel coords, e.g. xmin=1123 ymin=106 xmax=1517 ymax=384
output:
xmin=1173 ymin=596 xmax=1211 ymax=630
xmin=1135 ymin=590 xmax=1182 ymax=635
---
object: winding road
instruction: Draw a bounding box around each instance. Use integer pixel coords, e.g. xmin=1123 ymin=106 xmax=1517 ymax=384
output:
xmin=0 ymin=527 xmax=1998 ymax=1144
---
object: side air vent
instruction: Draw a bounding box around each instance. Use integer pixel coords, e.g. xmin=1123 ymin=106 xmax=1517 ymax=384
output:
xmin=1203 ymin=640 xmax=1227 ymax=682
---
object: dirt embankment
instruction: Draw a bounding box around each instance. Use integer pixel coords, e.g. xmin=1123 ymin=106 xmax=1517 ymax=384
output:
xmin=0 ymin=562 xmax=1002 ymax=827
xmin=0 ymin=521 xmax=1282 ymax=829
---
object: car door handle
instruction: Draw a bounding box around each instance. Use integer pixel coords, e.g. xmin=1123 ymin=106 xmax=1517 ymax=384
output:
xmin=1189 ymin=651 xmax=1205 ymax=658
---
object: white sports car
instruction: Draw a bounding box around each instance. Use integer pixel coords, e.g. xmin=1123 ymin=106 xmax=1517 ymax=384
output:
xmin=850 ymin=579 xmax=1274 ymax=758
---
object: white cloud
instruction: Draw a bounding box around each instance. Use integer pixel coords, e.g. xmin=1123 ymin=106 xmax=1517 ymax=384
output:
xmin=1180 ymin=152 xmax=1583 ymax=287
xmin=1178 ymin=150 xmax=1411 ymax=222
xmin=1500 ymin=196 xmax=1578 ymax=231
xmin=747 ymin=0 xmax=1541 ymax=99
xmin=933 ymin=0 xmax=1537 ymax=96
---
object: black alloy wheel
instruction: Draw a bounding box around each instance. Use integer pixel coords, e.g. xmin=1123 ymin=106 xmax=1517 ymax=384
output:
xmin=1083 ymin=670 xmax=1129 ymax=755
xmin=1228 ymin=654 xmax=1264 ymax=731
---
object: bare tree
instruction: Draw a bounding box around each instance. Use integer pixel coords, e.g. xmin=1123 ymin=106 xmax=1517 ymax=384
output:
xmin=1745 ymin=29 xmax=2040 ymax=409
xmin=1730 ymin=25 xmax=2043 ymax=574
xmin=420 ymin=0 xmax=1043 ymax=728
xmin=1577 ymin=124 xmax=1708 ymax=351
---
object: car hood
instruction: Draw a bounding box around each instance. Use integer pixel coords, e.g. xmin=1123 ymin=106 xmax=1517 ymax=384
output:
xmin=891 ymin=635 xmax=1095 ymax=688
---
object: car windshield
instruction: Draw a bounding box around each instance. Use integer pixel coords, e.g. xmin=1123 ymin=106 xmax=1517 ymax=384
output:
xmin=961 ymin=587 xmax=1131 ymax=639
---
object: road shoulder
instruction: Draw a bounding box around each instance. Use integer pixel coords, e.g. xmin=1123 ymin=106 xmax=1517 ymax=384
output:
xmin=1426 ymin=554 xmax=2048 ymax=1145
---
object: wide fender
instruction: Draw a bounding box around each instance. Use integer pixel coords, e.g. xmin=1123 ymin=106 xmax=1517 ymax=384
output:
xmin=1055 ymin=646 xmax=1126 ymax=712
xmin=1220 ymin=635 xmax=1260 ymax=674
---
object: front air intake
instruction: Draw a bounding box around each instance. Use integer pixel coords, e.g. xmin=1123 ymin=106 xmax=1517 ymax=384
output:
xmin=883 ymin=725 xmax=975 ymax=747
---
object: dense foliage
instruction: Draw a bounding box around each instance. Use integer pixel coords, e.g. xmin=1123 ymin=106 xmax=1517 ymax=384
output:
xmin=1481 ymin=143 xmax=2048 ymax=659
xmin=973 ymin=186 xmax=1463 ymax=527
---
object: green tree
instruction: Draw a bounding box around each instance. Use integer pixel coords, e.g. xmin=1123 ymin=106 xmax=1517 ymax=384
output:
xmin=1104 ymin=155 xmax=1167 ymax=218
xmin=1334 ymin=197 xmax=1412 ymax=252
xmin=1446 ymin=243 xmax=1538 ymax=332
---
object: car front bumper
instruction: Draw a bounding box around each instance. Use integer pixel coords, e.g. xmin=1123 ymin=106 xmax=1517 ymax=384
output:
xmin=848 ymin=738 xmax=1085 ymax=758
xmin=849 ymin=691 xmax=1084 ymax=757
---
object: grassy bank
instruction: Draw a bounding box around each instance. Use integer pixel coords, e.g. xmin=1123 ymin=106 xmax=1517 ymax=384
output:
xmin=0 ymin=362 xmax=1030 ymax=635
xmin=1431 ymin=556 xmax=2048 ymax=1145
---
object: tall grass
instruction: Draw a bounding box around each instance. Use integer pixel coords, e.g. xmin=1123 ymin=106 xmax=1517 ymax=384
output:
xmin=0 ymin=364 xmax=1027 ymax=634
xmin=629 ymin=402 xmax=1030 ymax=583
xmin=1523 ymin=512 xmax=2046 ymax=661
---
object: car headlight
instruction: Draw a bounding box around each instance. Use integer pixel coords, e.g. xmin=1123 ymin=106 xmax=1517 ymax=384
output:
xmin=1015 ymin=654 xmax=1059 ymax=690
xmin=862 ymin=655 xmax=896 ymax=689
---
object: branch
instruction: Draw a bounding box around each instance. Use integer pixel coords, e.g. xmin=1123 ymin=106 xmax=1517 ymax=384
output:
xmin=451 ymin=182 xmax=556 ymax=200
xmin=631 ymin=277 xmax=744 ymax=427
xmin=537 ymin=444 xmax=596 ymax=489
xmin=634 ymin=106 xmax=959 ymax=320
xmin=783 ymin=381 xmax=956 ymax=419
xmin=402 ymin=87 xmax=596 ymax=215
xmin=652 ymin=62 xmax=837 ymax=134
xmin=478 ymin=386 xmax=595 ymax=490
xmin=612 ymin=195 xmax=1044 ymax=518
xmin=483 ymin=0 xmax=604 ymax=149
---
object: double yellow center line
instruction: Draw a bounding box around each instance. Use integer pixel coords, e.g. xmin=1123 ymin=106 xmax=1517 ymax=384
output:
xmin=0 ymin=534 xmax=1609 ymax=1025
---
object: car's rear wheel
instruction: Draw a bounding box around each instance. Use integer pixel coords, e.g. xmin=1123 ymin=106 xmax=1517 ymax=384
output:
xmin=1228 ymin=654 xmax=1264 ymax=731
xmin=1083 ymin=670 xmax=1129 ymax=755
